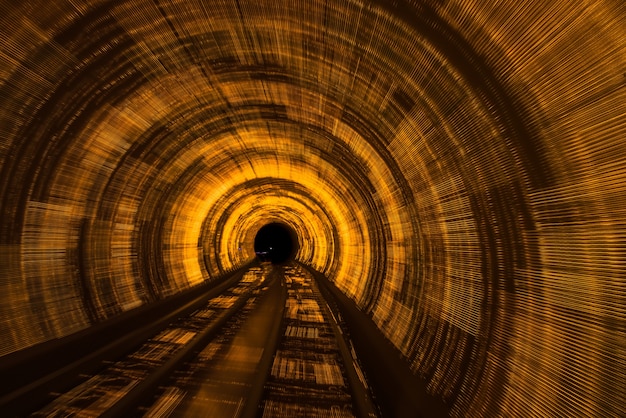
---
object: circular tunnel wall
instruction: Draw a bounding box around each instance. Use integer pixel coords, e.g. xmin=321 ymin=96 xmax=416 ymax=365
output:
xmin=0 ymin=0 xmax=624 ymax=416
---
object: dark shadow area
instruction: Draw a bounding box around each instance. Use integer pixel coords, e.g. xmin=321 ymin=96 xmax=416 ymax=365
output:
xmin=254 ymin=222 xmax=298 ymax=263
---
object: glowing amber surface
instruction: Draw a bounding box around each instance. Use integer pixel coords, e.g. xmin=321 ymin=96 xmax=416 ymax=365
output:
xmin=0 ymin=0 xmax=624 ymax=416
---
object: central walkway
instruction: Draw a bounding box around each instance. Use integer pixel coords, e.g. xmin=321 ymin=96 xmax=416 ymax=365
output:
xmin=147 ymin=265 xmax=285 ymax=417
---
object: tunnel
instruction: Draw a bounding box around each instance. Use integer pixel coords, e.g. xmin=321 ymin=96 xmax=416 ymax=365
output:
xmin=0 ymin=0 xmax=625 ymax=416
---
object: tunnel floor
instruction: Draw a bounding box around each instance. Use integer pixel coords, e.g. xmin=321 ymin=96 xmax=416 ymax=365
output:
xmin=18 ymin=263 xmax=382 ymax=417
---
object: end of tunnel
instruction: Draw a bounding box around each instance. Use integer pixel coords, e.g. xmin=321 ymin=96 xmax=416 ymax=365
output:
xmin=254 ymin=222 xmax=299 ymax=264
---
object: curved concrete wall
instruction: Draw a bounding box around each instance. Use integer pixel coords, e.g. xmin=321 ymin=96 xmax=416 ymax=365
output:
xmin=0 ymin=0 xmax=624 ymax=416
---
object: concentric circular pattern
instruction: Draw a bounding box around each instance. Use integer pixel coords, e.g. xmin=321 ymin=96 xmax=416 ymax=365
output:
xmin=0 ymin=0 xmax=624 ymax=416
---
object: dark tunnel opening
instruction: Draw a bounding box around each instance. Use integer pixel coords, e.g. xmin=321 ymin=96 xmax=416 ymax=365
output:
xmin=254 ymin=222 xmax=298 ymax=263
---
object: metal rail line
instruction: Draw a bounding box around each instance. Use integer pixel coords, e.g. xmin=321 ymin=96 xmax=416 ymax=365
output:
xmin=17 ymin=263 xmax=380 ymax=418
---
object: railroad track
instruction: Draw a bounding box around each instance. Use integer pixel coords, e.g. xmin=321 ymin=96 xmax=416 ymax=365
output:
xmin=16 ymin=263 xmax=379 ymax=417
xmin=257 ymin=264 xmax=378 ymax=418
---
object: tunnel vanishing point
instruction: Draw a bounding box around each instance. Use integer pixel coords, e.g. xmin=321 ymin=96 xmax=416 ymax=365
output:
xmin=0 ymin=0 xmax=625 ymax=417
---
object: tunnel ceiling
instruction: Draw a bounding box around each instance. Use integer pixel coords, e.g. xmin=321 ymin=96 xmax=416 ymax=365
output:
xmin=1 ymin=0 xmax=625 ymax=416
